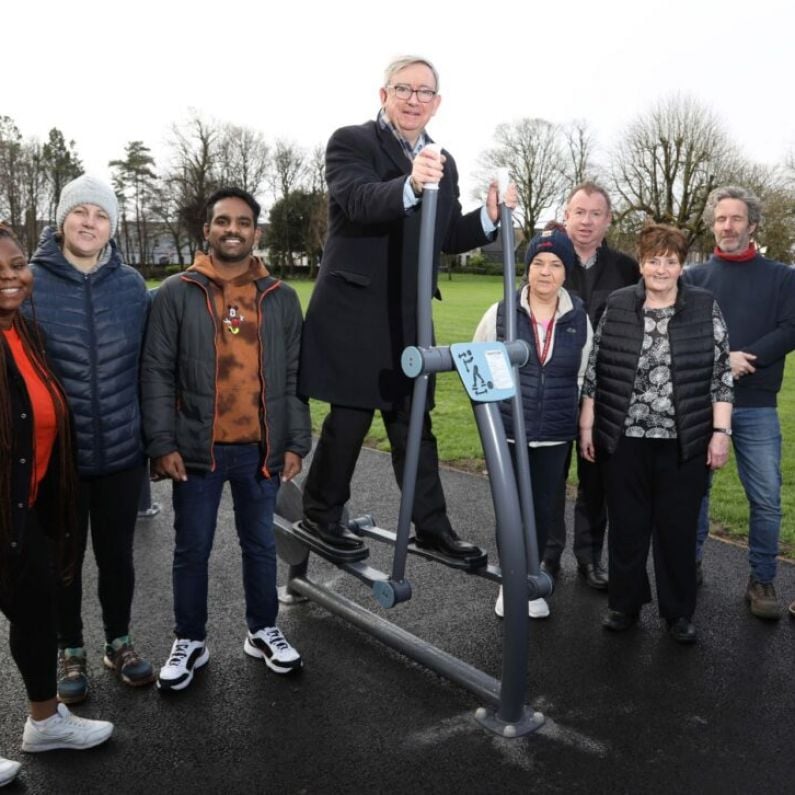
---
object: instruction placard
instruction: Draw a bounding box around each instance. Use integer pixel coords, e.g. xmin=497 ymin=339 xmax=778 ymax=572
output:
xmin=449 ymin=342 xmax=515 ymax=403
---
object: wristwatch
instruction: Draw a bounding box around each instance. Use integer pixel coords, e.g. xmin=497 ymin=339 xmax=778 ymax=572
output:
xmin=713 ymin=427 xmax=732 ymax=436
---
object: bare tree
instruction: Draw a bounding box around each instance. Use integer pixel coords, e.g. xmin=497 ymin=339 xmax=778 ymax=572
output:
xmin=610 ymin=95 xmax=738 ymax=243
xmin=268 ymin=140 xmax=306 ymax=275
xmin=0 ymin=117 xmax=25 ymax=238
xmin=166 ymin=113 xmax=221 ymax=254
xmin=148 ymin=176 xmax=189 ymax=268
xmin=561 ymin=119 xmax=597 ymax=187
xmin=217 ymin=124 xmax=270 ymax=198
xmin=476 ymin=118 xmax=566 ymax=242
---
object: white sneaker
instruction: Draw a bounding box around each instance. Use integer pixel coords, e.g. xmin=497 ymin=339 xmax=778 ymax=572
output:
xmin=494 ymin=587 xmax=550 ymax=620
xmin=244 ymin=627 xmax=303 ymax=674
xmin=21 ymin=703 xmax=113 ymax=753
xmin=157 ymin=639 xmax=209 ymax=691
xmin=528 ymin=598 xmax=550 ymax=618
xmin=0 ymin=756 xmax=21 ymax=786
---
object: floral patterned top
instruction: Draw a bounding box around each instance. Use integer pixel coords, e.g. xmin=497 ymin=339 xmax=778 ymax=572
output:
xmin=583 ymin=301 xmax=733 ymax=439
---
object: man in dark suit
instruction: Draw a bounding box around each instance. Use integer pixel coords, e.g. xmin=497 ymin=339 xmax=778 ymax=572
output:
xmin=299 ymin=55 xmax=515 ymax=557
xmin=543 ymin=182 xmax=639 ymax=588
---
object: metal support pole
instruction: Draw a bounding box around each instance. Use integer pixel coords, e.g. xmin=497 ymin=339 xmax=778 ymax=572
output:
xmin=392 ymin=172 xmax=440 ymax=585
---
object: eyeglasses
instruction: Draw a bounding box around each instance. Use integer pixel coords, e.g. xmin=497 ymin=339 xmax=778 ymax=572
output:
xmin=387 ymin=83 xmax=437 ymax=103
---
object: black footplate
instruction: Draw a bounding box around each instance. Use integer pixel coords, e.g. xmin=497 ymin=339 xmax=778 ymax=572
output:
xmin=292 ymin=522 xmax=370 ymax=564
xmin=407 ymin=539 xmax=488 ymax=572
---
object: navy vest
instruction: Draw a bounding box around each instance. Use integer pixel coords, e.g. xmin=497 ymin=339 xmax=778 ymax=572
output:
xmin=496 ymin=290 xmax=587 ymax=442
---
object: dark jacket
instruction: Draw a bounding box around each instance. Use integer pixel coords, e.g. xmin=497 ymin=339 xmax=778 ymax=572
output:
xmin=141 ymin=269 xmax=311 ymax=476
xmin=496 ymin=289 xmax=588 ymax=442
xmin=299 ymin=119 xmax=491 ymax=410
xmin=27 ymin=227 xmax=148 ymax=477
xmin=683 ymin=252 xmax=795 ymax=407
xmin=564 ymin=242 xmax=640 ymax=328
xmin=593 ymin=281 xmax=716 ymax=461
xmin=3 ymin=319 xmax=76 ymax=583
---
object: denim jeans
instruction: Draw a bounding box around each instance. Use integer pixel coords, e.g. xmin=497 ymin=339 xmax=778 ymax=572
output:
xmin=696 ymin=407 xmax=781 ymax=582
xmin=171 ymin=444 xmax=280 ymax=640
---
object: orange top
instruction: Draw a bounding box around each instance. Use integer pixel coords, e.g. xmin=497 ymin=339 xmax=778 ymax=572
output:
xmin=2 ymin=327 xmax=58 ymax=505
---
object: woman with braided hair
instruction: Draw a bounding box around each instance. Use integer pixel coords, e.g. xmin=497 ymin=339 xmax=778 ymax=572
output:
xmin=0 ymin=225 xmax=113 ymax=788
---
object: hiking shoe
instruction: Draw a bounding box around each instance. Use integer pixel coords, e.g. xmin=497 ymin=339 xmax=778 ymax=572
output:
xmin=745 ymin=577 xmax=781 ymax=620
xmin=103 ymin=636 xmax=156 ymax=687
xmin=0 ymin=756 xmax=21 ymax=786
xmin=57 ymin=648 xmax=88 ymax=704
xmin=21 ymin=703 xmax=113 ymax=753
xmin=244 ymin=627 xmax=303 ymax=674
xmin=157 ymin=639 xmax=209 ymax=692
xmin=494 ymin=587 xmax=549 ymax=620
xmin=137 ymin=502 xmax=161 ymax=519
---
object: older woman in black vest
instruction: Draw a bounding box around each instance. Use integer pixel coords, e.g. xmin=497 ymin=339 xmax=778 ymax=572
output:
xmin=475 ymin=226 xmax=592 ymax=619
xmin=579 ymin=224 xmax=733 ymax=643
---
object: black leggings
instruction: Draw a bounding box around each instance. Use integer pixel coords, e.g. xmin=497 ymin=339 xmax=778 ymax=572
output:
xmin=1 ymin=517 xmax=58 ymax=703
xmin=57 ymin=464 xmax=145 ymax=648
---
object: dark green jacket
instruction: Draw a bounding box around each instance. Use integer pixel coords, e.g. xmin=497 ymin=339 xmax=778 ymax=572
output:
xmin=141 ymin=270 xmax=310 ymax=476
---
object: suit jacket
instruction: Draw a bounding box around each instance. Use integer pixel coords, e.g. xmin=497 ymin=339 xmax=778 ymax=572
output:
xmin=299 ymin=119 xmax=490 ymax=410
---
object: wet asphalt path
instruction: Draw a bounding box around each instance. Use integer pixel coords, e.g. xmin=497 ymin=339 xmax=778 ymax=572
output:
xmin=1 ymin=445 xmax=793 ymax=794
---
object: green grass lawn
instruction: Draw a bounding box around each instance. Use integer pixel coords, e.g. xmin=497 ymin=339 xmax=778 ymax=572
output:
xmin=228 ymin=273 xmax=795 ymax=556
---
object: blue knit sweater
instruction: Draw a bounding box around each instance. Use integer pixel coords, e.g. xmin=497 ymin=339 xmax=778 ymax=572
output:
xmin=683 ymin=252 xmax=795 ymax=407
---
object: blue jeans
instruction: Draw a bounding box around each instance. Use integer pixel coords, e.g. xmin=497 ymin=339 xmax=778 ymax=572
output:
xmin=696 ymin=407 xmax=781 ymax=582
xmin=171 ymin=444 xmax=280 ymax=640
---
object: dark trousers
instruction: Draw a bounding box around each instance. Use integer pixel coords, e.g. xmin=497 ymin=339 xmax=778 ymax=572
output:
xmin=57 ymin=464 xmax=145 ymax=648
xmin=510 ymin=442 xmax=570 ymax=558
xmin=303 ymin=404 xmax=453 ymax=537
xmin=572 ymin=454 xmax=608 ymax=565
xmin=1 ymin=516 xmax=57 ymax=702
xmin=603 ymin=437 xmax=707 ymax=621
xmin=171 ymin=444 xmax=280 ymax=640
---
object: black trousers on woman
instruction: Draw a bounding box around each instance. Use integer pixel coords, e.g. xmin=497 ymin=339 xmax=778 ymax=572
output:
xmin=508 ymin=441 xmax=571 ymax=558
xmin=57 ymin=464 xmax=145 ymax=648
xmin=0 ymin=516 xmax=57 ymax=702
xmin=603 ymin=437 xmax=707 ymax=622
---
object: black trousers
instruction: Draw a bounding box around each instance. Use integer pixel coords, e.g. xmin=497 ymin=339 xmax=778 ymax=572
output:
xmin=1 ymin=516 xmax=57 ymax=702
xmin=572 ymin=454 xmax=608 ymax=564
xmin=603 ymin=437 xmax=707 ymax=621
xmin=303 ymin=404 xmax=453 ymax=537
xmin=509 ymin=442 xmax=570 ymax=559
xmin=57 ymin=464 xmax=145 ymax=648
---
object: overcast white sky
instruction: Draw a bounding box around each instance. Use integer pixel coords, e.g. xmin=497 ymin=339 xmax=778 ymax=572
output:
xmin=5 ymin=0 xmax=793 ymax=211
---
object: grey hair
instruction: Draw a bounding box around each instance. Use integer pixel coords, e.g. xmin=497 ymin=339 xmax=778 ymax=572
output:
xmin=383 ymin=55 xmax=439 ymax=91
xmin=703 ymin=185 xmax=763 ymax=227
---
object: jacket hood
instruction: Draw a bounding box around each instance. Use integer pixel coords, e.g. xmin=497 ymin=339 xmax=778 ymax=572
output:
xmin=31 ymin=226 xmax=123 ymax=281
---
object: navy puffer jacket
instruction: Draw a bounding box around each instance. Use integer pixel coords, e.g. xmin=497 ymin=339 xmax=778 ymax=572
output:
xmin=26 ymin=227 xmax=148 ymax=477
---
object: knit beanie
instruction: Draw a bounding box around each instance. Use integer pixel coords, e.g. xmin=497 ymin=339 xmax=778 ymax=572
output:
xmin=55 ymin=175 xmax=119 ymax=236
xmin=524 ymin=227 xmax=576 ymax=274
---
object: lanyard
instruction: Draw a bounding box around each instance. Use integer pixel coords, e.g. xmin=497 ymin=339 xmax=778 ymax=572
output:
xmin=530 ymin=298 xmax=558 ymax=365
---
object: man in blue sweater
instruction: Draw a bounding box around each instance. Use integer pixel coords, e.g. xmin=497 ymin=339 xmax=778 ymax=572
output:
xmin=684 ymin=185 xmax=795 ymax=620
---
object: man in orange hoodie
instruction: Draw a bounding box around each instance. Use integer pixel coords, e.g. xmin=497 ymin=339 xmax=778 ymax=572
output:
xmin=141 ymin=187 xmax=311 ymax=692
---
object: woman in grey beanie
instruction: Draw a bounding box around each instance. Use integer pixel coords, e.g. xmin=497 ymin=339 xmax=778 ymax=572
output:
xmin=25 ymin=174 xmax=155 ymax=702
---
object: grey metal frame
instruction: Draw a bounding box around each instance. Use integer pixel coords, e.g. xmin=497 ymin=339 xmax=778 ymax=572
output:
xmin=273 ymin=173 xmax=551 ymax=737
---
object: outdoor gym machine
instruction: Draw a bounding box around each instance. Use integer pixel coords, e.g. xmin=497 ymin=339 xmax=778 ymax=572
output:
xmin=273 ymin=157 xmax=552 ymax=737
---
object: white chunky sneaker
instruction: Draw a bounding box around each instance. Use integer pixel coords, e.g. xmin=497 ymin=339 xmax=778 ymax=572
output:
xmin=494 ymin=587 xmax=550 ymax=619
xmin=0 ymin=756 xmax=21 ymax=786
xmin=528 ymin=598 xmax=550 ymax=618
xmin=21 ymin=703 xmax=113 ymax=753
xmin=244 ymin=627 xmax=303 ymax=674
xmin=157 ymin=639 xmax=209 ymax=692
